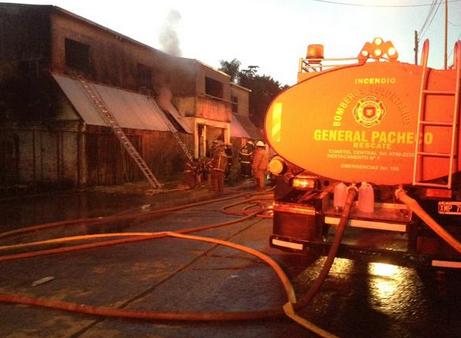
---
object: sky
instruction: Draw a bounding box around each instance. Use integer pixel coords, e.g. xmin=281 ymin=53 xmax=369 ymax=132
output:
xmin=6 ymin=0 xmax=461 ymax=85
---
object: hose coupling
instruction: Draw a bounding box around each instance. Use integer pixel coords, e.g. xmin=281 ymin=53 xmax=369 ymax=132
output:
xmin=394 ymin=186 xmax=405 ymax=200
xmin=347 ymin=183 xmax=359 ymax=194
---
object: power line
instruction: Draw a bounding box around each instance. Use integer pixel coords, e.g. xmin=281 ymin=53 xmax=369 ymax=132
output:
xmin=419 ymin=0 xmax=442 ymax=39
xmin=418 ymin=0 xmax=439 ymax=38
xmin=311 ymin=0 xmax=461 ymax=7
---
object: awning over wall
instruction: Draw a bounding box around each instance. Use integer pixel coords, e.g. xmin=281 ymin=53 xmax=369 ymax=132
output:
xmin=161 ymin=103 xmax=192 ymax=134
xmin=234 ymin=114 xmax=261 ymax=140
xmin=157 ymin=87 xmax=192 ymax=134
xmin=52 ymin=73 xmax=175 ymax=132
xmin=230 ymin=114 xmax=250 ymax=138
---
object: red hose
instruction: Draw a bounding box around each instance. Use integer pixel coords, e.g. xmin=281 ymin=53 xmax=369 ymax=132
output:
xmin=0 ymin=231 xmax=337 ymax=337
xmin=0 ymin=188 xmax=337 ymax=337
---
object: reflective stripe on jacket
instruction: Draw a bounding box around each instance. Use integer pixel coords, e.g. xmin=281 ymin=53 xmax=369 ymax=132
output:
xmin=211 ymin=149 xmax=228 ymax=172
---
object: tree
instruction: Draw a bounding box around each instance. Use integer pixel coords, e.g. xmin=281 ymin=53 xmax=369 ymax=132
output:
xmin=239 ymin=66 xmax=284 ymax=129
xmin=219 ymin=59 xmax=285 ymax=129
xmin=218 ymin=59 xmax=241 ymax=83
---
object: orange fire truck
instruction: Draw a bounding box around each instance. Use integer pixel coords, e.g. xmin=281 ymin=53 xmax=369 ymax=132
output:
xmin=265 ymin=37 xmax=461 ymax=268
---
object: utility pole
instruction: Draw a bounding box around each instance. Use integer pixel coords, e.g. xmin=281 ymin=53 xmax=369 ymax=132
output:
xmin=444 ymin=0 xmax=448 ymax=69
xmin=414 ymin=30 xmax=419 ymax=65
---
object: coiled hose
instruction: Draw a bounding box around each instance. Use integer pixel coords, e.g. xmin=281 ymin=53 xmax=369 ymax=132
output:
xmin=0 ymin=187 xmax=356 ymax=337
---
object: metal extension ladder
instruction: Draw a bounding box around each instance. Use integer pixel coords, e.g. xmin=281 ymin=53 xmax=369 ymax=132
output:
xmin=412 ymin=40 xmax=461 ymax=189
xmin=74 ymin=73 xmax=162 ymax=190
xmin=148 ymin=97 xmax=194 ymax=162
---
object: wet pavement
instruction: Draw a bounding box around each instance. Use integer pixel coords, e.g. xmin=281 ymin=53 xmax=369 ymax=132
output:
xmin=0 ymin=181 xmax=219 ymax=232
xmin=0 ymin=183 xmax=461 ymax=337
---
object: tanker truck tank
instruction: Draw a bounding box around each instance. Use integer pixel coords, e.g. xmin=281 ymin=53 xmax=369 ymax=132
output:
xmin=266 ymin=37 xmax=461 ymax=269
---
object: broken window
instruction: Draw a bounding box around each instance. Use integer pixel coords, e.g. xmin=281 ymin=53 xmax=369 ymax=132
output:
xmin=137 ymin=63 xmax=152 ymax=90
xmin=205 ymin=77 xmax=223 ymax=98
xmin=65 ymin=38 xmax=90 ymax=74
xmin=231 ymin=95 xmax=238 ymax=113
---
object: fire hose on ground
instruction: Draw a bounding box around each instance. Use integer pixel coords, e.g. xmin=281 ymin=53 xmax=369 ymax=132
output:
xmin=0 ymin=187 xmax=358 ymax=338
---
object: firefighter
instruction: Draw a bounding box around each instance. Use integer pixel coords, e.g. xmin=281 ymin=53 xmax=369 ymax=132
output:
xmin=183 ymin=159 xmax=202 ymax=189
xmin=204 ymin=140 xmax=217 ymax=189
xmin=209 ymin=141 xmax=228 ymax=195
xmin=195 ymin=158 xmax=204 ymax=187
xmin=207 ymin=139 xmax=219 ymax=158
xmin=239 ymin=140 xmax=254 ymax=177
xmin=252 ymin=141 xmax=269 ymax=191
xmin=224 ymin=144 xmax=233 ymax=178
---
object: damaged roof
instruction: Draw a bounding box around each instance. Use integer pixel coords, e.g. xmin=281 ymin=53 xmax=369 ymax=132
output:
xmin=230 ymin=114 xmax=250 ymax=138
xmin=53 ymin=73 xmax=181 ymax=132
xmin=233 ymin=114 xmax=261 ymax=140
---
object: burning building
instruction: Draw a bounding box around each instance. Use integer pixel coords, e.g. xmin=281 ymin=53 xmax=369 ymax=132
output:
xmin=0 ymin=3 xmax=258 ymax=191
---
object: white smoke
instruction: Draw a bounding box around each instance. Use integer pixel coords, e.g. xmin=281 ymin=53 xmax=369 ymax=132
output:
xmin=159 ymin=10 xmax=182 ymax=57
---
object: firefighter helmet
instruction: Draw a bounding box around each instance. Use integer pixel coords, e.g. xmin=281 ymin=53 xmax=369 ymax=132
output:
xmin=256 ymin=141 xmax=265 ymax=147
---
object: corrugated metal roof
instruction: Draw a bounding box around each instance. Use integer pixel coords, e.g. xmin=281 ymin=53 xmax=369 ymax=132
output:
xmin=52 ymin=73 xmax=174 ymax=131
xmin=234 ymin=114 xmax=261 ymax=139
xmin=231 ymin=114 xmax=250 ymax=138
xmin=166 ymin=105 xmax=192 ymax=133
xmin=156 ymin=88 xmax=192 ymax=134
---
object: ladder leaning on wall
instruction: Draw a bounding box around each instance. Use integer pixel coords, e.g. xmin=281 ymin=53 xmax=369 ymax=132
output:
xmin=147 ymin=97 xmax=194 ymax=163
xmin=74 ymin=73 xmax=162 ymax=190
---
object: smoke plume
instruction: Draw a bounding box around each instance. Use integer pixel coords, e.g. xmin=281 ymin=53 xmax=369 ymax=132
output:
xmin=159 ymin=10 xmax=182 ymax=57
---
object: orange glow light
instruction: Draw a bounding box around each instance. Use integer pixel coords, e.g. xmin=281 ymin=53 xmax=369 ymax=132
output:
xmin=268 ymin=157 xmax=286 ymax=176
xmin=292 ymin=177 xmax=317 ymax=190
xmin=358 ymin=37 xmax=399 ymax=62
xmin=306 ymin=44 xmax=324 ymax=61
xmin=374 ymin=37 xmax=383 ymax=45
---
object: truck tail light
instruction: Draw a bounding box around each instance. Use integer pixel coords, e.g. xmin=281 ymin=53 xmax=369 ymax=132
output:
xmin=291 ymin=175 xmax=318 ymax=190
xmin=423 ymin=188 xmax=452 ymax=199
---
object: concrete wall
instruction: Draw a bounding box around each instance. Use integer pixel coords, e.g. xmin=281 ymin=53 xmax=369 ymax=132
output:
xmin=49 ymin=9 xmax=196 ymax=97
xmin=195 ymin=63 xmax=231 ymax=100
xmin=0 ymin=123 xmax=193 ymax=189
xmin=0 ymin=4 xmax=235 ymax=191
xmin=196 ymin=96 xmax=231 ymax=122
xmin=0 ymin=124 xmax=80 ymax=188
xmin=85 ymin=126 xmax=193 ymax=186
xmin=174 ymin=97 xmax=196 ymax=118
xmin=230 ymin=84 xmax=250 ymax=117
xmin=0 ymin=4 xmax=51 ymax=61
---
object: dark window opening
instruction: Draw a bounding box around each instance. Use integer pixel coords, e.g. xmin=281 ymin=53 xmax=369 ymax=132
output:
xmin=205 ymin=77 xmax=223 ymax=98
xmin=65 ymin=38 xmax=90 ymax=74
xmin=137 ymin=63 xmax=152 ymax=90
xmin=231 ymin=95 xmax=238 ymax=113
